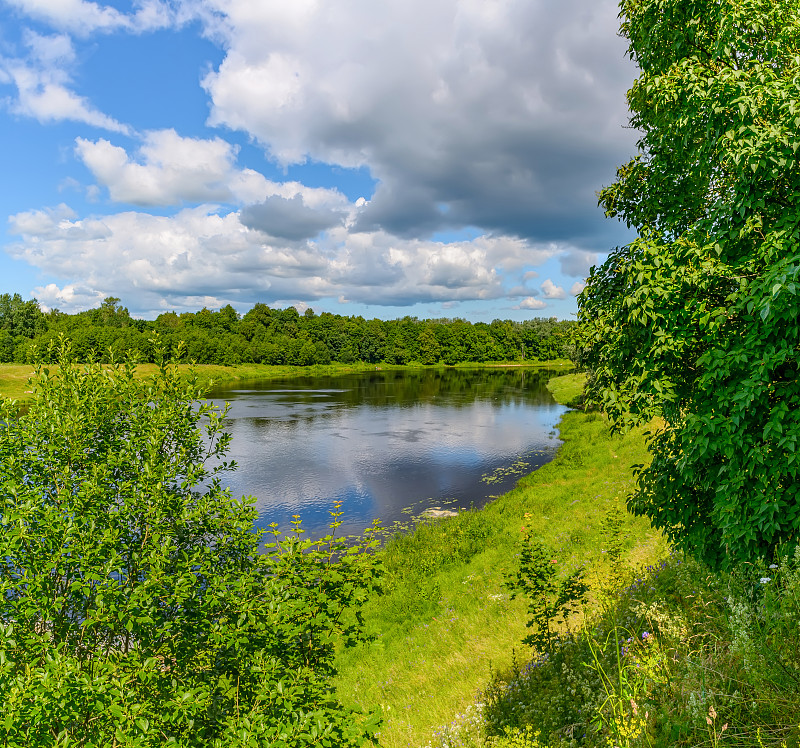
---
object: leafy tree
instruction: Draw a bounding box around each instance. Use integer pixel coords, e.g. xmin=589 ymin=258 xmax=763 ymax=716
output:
xmin=0 ymin=345 xmax=381 ymax=746
xmin=417 ymin=326 xmax=441 ymax=365
xmin=580 ymin=0 xmax=800 ymax=569
xmin=0 ymin=293 xmax=44 ymax=338
xmin=98 ymin=296 xmax=131 ymax=327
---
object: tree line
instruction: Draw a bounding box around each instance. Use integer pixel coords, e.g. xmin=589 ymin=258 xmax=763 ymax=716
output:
xmin=0 ymin=294 xmax=576 ymax=365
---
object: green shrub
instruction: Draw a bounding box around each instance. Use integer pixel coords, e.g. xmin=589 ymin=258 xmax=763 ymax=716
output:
xmin=0 ymin=347 xmax=381 ymax=746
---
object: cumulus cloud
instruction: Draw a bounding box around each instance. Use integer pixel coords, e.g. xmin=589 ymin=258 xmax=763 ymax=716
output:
xmin=0 ymin=1 xmax=637 ymax=318
xmin=541 ymin=278 xmax=566 ymax=300
xmin=1 ymin=32 xmax=130 ymax=132
xmin=514 ymin=297 xmax=547 ymax=311
xmin=570 ymin=280 xmax=586 ymax=296
xmin=559 ymin=249 xmax=599 ymax=277
xmin=76 ymin=131 xmax=242 ymax=205
xmin=198 ymin=0 xmax=636 ymax=249
xmin=8 ymin=204 xmax=557 ymax=314
xmin=75 ymin=130 xmax=352 ymax=209
xmin=3 ymin=0 xmax=173 ymax=36
xmin=9 ymin=203 xmax=75 ymax=236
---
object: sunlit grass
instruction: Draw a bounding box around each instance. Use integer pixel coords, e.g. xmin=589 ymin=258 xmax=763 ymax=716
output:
xmin=0 ymin=365 xmax=38 ymax=400
xmin=544 ymin=372 xmax=586 ymax=409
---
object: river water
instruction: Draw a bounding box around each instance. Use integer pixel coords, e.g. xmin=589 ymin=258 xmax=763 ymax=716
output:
xmin=207 ymin=367 xmax=568 ymax=538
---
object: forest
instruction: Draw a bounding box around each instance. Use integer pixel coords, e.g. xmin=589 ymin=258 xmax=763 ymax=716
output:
xmin=0 ymin=294 xmax=575 ymax=366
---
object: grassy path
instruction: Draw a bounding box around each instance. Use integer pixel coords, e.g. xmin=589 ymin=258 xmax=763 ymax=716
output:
xmin=333 ymin=374 xmax=664 ymax=747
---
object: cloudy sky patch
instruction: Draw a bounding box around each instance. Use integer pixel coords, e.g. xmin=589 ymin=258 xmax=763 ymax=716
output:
xmin=0 ymin=0 xmax=636 ymax=319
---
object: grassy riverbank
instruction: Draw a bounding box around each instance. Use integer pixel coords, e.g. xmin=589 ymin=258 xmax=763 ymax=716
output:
xmin=336 ymin=374 xmax=800 ymax=747
xmin=333 ymin=374 xmax=664 ymax=747
xmin=0 ymin=359 xmax=572 ymax=402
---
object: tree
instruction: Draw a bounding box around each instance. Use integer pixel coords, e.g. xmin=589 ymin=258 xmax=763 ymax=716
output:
xmin=579 ymin=0 xmax=800 ymax=569
xmin=0 ymin=345 xmax=381 ymax=746
xmin=98 ymin=296 xmax=131 ymax=327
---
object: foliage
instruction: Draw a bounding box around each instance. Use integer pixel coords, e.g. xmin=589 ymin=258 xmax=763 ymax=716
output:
xmin=505 ymin=532 xmax=588 ymax=655
xmin=4 ymin=294 xmax=577 ymax=367
xmin=0 ymin=346 xmax=381 ymax=746
xmin=579 ymin=0 xmax=800 ymax=569
xmin=480 ymin=539 xmax=800 ymax=748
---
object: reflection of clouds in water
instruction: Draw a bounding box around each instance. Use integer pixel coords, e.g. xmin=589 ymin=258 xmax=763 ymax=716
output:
xmin=211 ymin=371 xmax=566 ymax=535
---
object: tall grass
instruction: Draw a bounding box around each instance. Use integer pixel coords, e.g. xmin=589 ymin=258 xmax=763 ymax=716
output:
xmin=354 ymin=374 xmax=800 ymax=748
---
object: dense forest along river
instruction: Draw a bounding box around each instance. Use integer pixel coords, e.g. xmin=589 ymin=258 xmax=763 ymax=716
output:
xmin=207 ymin=367 xmax=569 ymax=538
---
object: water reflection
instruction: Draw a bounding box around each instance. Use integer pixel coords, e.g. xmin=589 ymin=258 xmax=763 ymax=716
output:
xmin=207 ymin=368 xmax=568 ymax=537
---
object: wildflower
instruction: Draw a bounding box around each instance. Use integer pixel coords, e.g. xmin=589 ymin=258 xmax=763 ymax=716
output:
xmin=642 ymin=631 xmax=651 ymax=640
xmin=769 ymin=564 xmax=778 ymax=569
xmin=760 ymin=577 xmax=772 ymax=584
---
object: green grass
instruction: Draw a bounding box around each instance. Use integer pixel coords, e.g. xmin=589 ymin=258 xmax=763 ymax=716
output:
xmin=0 ymin=362 xmax=406 ymax=401
xmin=545 ymin=372 xmax=586 ymax=409
xmin=0 ymin=365 xmax=38 ymax=400
xmin=340 ymin=373 xmax=800 ymax=748
xmin=333 ymin=374 xmax=666 ymax=748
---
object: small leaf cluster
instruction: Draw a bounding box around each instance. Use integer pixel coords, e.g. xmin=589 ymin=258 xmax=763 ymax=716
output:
xmin=0 ymin=343 xmax=381 ymax=746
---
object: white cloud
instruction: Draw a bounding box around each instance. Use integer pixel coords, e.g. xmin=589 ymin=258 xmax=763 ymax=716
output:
xmin=514 ymin=297 xmax=547 ymax=311
xmin=9 ymin=203 xmax=77 ymax=236
xmin=8 ymin=204 xmax=558 ymax=314
xmin=570 ymin=280 xmax=586 ymax=296
xmin=1 ymin=32 xmax=131 ymax=133
xmin=197 ymin=0 xmax=636 ymax=248
xmin=4 ymin=0 xmax=173 ymax=36
xmin=541 ymin=278 xmax=566 ymax=300
xmin=75 ymin=130 xmax=350 ymax=208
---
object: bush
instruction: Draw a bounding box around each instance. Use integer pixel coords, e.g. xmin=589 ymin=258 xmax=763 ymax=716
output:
xmin=0 ymin=349 xmax=381 ymax=746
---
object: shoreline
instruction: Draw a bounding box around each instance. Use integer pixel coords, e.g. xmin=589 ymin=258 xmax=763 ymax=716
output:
xmin=0 ymin=359 xmax=573 ymax=402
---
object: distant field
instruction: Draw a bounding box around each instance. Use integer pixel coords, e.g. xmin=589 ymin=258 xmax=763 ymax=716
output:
xmin=0 ymin=359 xmax=572 ymax=402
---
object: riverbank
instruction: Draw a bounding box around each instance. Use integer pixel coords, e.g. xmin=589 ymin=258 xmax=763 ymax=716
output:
xmin=338 ymin=375 xmax=800 ymax=747
xmin=0 ymin=359 xmax=572 ymax=402
xmin=333 ymin=374 xmax=664 ymax=747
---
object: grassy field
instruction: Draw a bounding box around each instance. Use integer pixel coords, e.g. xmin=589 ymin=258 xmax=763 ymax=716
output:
xmin=0 ymin=359 xmax=572 ymax=402
xmin=333 ymin=374 xmax=665 ymax=747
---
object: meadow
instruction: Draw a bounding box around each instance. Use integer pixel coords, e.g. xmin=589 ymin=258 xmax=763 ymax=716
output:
xmin=7 ymin=358 xmax=797 ymax=746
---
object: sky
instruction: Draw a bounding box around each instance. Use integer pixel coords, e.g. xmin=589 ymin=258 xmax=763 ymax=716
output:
xmin=0 ymin=0 xmax=638 ymax=321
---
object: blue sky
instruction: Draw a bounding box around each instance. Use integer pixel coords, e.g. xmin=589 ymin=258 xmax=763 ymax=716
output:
xmin=0 ymin=0 xmax=637 ymax=321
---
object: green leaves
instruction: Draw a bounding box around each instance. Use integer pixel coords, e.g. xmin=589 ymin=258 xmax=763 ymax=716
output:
xmin=505 ymin=533 xmax=587 ymax=655
xmin=0 ymin=345 xmax=382 ymax=746
xmin=582 ymin=0 xmax=800 ymax=570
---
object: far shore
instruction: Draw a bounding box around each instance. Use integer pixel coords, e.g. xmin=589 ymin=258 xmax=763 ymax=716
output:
xmin=0 ymin=359 xmax=574 ymax=402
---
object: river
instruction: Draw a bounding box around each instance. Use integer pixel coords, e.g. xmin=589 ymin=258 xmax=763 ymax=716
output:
xmin=207 ymin=366 xmax=568 ymax=538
